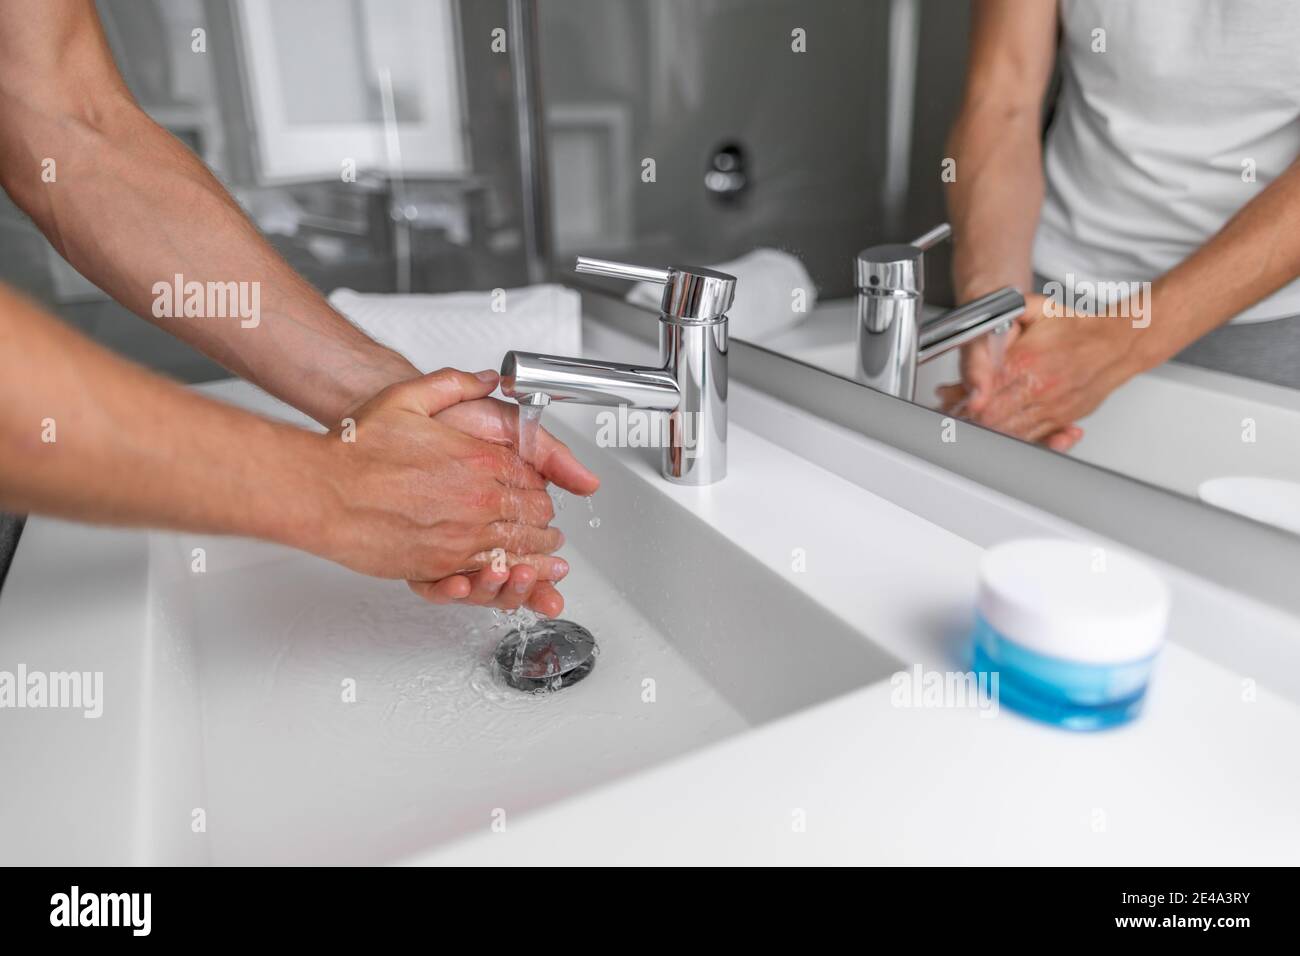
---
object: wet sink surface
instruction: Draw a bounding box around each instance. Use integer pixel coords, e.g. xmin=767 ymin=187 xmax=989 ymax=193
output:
xmin=185 ymin=540 xmax=749 ymax=864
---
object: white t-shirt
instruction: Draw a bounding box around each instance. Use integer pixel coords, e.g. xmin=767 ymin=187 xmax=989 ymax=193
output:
xmin=1034 ymin=0 xmax=1300 ymax=323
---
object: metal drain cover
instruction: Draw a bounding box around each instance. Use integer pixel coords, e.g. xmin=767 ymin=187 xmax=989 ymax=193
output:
xmin=493 ymin=619 xmax=598 ymax=692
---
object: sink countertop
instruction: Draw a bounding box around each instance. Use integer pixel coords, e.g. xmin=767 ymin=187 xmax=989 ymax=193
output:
xmin=3 ymin=316 xmax=1299 ymax=865
xmin=412 ymin=318 xmax=1300 ymax=864
xmin=407 ymin=386 xmax=1300 ymax=864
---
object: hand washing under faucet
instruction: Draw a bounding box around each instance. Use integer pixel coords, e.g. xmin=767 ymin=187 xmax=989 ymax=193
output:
xmin=499 ymin=256 xmax=735 ymax=486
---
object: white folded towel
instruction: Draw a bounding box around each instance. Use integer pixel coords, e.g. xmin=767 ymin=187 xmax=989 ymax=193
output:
xmin=328 ymin=284 xmax=582 ymax=374
xmin=625 ymin=247 xmax=818 ymax=342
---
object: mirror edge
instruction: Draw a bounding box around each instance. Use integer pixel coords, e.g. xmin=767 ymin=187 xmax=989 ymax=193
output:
xmin=576 ymin=282 xmax=1300 ymax=619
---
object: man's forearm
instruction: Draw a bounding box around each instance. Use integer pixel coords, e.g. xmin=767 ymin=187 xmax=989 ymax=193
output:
xmin=0 ymin=2 xmax=416 ymax=425
xmin=945 ymin=104 xmax=1046 ymax=302
xmin=0 ymin=285 xmax=329 ymax=550
xmin=1136 ymin=159 xmax=1300 ymax=369
xmin=945 ymin=0 xmax=1059 ymax=303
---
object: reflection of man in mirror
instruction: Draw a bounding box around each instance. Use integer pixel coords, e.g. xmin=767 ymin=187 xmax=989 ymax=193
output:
xmin=940 ymin=0 xmax=1300 ymax=451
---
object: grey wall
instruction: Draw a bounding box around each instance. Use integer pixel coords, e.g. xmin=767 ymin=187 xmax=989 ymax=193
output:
xmin=905 ymin=0 xmax=973 ymax=307
xmin=539 ymin=0 xmax=896 ymax=299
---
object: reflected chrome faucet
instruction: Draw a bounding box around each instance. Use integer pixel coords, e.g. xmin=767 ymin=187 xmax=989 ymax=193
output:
xmin=500 ymin=257 xmax=733 ymax=485
xmin=855 ymin=223 xmax=1025 ymax=401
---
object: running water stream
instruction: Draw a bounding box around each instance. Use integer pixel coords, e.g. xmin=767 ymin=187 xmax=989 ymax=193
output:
xmin=517 ymin=402 xmax=544 ymax=466
xmin=504 ymin=401 xmax=548 ymax=683
xmin=492 ymin=400 xmax=602 ymax=692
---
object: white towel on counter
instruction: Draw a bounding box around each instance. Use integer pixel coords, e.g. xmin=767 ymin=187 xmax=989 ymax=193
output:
xmin=625 ymin=247 xmax=817 ymax=342
xmin=328 ymin=284 xmax=582 ymax=374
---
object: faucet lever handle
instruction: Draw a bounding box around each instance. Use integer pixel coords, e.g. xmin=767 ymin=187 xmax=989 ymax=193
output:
xmin=911 ymin=222 xmax=953 ymax=252
xmin=574 ymin=256 xmax=736 ymax=321
xmin=574 ymin=256 xmax=672 ymax=286
xmin=855 ymin=222 xmax=953 ymax=296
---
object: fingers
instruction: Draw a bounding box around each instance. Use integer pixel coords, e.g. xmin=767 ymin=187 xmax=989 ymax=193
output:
xmin=974 ymin=368 xmax=1039 ymax=428
xmin=472 ymin=522 xmax=564 ymax=559
xmin=1045 ymin=425 xmax=1085 ymax=453
xmin=959 ymin=320 xmax=1025 ymax=415
xmin=497 ymin=486 xmax=556 ymax=527
xmin=483 ymin=397 xmax=599 ymax=495
xmin=526 ymin=581 xmax=565 ymax=618
xmin=935 ymin=382 xmax=970 ymax=414
xmin=504 ymin=551 xmax=570 ymax=581
xmin=958 ymin=339 xmax=997 ymax=414
xmin=462 ymin=565 xmax=511 ymax=605
xmin=464 ymin=548 xmax=568 ymax=579
xmin=483 ymin=443 xmax=548 ymax=491
xmin=407 ymin=567 xmax=532 ymax=609
xmin=981 ymin=399 xmax=1059 ymax=443
xmin=966 ymin=380 xmax=1082 ymax=450
xmin=438 ymin=398 xmax=597 ymax=494
xmin=532 ymin=427 xmax=600 ymax=496
xmin=408 ymin=550 xmax=570 ymax=613
xmin=387 ymin=367 xmax=500 ymax=417
xmin=944 ymin=380 xmax=1081 ymax=450
xmin=408 ymin=575 xmax=472 ymax=604
xmin=494 ymin=565 xmax=537 ymax=611
xmin=423 ymin=564 xmax=535 ymax=612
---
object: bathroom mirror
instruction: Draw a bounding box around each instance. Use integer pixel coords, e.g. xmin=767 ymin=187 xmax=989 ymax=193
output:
xmin=536 ymin=0 xmax=1300 ymax=539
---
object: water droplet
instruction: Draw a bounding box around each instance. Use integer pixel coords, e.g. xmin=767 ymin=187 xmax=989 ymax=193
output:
xmin=589 ymin=517 xmax=601 ymax=528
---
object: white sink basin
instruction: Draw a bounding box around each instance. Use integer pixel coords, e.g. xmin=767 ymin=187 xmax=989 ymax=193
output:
xmin=0 ymin=385 xmax=898 ymax=865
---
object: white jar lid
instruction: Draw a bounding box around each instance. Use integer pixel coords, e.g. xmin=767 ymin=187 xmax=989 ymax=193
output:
xmin=977 ymin=538 xmax=1170 ymax=664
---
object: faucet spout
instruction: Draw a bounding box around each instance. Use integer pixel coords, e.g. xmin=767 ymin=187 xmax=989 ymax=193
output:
xmin=917 ymin=288 xmax=1023 ymax=365
xmin=499 ymin=255 xmax=731 ymax=485
xmin=500 ymin=351 xmax=680 ymax=411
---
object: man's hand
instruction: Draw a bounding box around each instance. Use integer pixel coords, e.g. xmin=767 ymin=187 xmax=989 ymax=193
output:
xmin=941 ymin=295 xmax=1153 ymax=450
xmin=937 ymin=293 xmax=1085 ymax=452
xmin=937 ymin=292 xmax=1046 ymax=413
xmin=436 ymin=396 xmax=601 ymax=499
xmin=428 ymin=389 xmax=600 ymax=617
xmin=310 ymin=369 xmax=573 ymax=612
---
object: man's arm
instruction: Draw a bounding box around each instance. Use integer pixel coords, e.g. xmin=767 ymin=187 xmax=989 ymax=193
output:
xmin=937 ymin=0 xmax=1084 ymax=448
xmin=945 ymin=0 xmax=1059 ymax=304
xmin=1144 ymin=158 xmax=1300 ymax=359
xmin=973 ymin=156 xmax=1300 ymax=443
xmin=0 ymin=283 xmax=572 ymax=611
xmin=0 ymin=0 xmax=416 ymax=427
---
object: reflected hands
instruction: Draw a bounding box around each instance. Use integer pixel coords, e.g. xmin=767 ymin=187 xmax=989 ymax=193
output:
xmin=935 ymin=291 xmax=1137 ymax=453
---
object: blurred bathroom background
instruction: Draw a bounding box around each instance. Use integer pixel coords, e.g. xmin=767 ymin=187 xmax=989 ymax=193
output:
xmin=0 ymin=0 xmax=966 ymax=381
xmin=0 ymin=0 xmax=540 ymax=380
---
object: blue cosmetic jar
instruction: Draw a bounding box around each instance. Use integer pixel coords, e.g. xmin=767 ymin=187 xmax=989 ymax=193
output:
xmin=971 ymin=539 xmax=1169 ymax=731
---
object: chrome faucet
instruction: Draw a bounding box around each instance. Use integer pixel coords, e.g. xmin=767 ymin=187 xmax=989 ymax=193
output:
xmin=855 ymin=223 xmax=1024 ymax=401
xmin=499 ymin=257 xmax=734 ymax=485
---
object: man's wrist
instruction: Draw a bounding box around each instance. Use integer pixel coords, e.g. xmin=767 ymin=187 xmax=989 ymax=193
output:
xmin=954 ymin=267 xmax=1036 ymax=304
xmin=240 ymin=422 xmax=343 ymax=557
xmin=316 ymin=344 xmax=419 ymax=427
xmin=1124 ymin=279 xmax=1186 ymax=374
